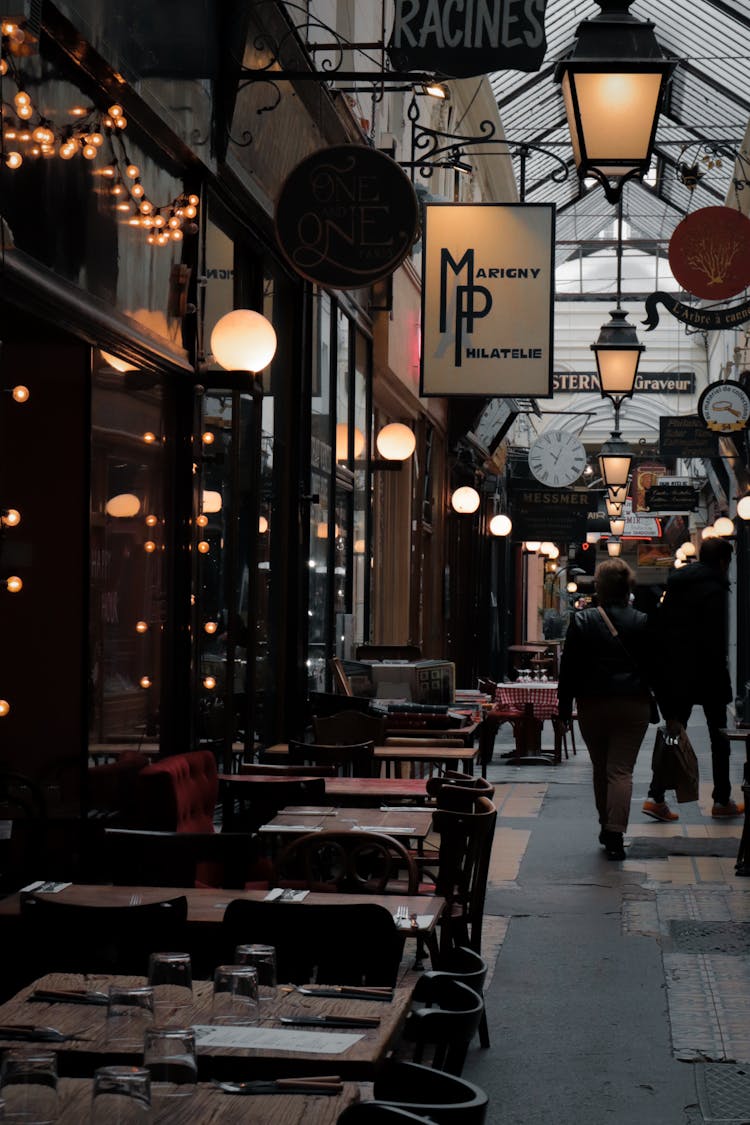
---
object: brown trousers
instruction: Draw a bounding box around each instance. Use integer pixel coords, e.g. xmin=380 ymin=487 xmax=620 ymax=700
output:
xmin=577 ymin=696 xmax=651 ymax=834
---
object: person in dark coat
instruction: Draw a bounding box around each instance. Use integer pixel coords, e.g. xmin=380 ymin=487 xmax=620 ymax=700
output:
xmin=558 ymin=558 xmax=655 ymax=860
xmin=643 ymin=536 xmax=742 ymax=821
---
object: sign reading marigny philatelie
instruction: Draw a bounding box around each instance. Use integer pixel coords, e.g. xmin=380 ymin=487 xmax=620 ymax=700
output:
xmin=420 ymin=203 xmax=554 ymax=398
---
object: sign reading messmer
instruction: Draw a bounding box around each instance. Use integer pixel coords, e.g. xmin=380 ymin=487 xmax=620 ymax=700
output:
xmin=420 ymin=203 xmax=554 ymax=398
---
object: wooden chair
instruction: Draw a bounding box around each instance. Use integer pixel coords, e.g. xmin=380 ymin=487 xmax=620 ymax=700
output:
xmin=313 ymin=710 xmax=388 ymax=746
xmin=220 ymin=899 xmax=405 ymax=986
xmin=240 ymin=762 xmax=336 ymax=778
xmin=400 ymin=976 xmax=484 ymax=1076
xmin=273 ymin=829 xmax=418 ymax=895
xmin=288 ymin=739 xmax=376 ymax=778
xmin=425 ymin=797 xmax=497 ymax=957
xmin=330 ymin=656 xmax=354 ymax=696
xmin=222 ymin=775 xmax=327 ymax=832
xmin=19 ymin=893 xmax=189 ymax=976
xmin=422 ymin=945 xmax=490 ymax=1049
xmin=103 ymin=828 xmax=265 ymax=889
xmin=367 ymin=1060 xmax=489 ymax=1124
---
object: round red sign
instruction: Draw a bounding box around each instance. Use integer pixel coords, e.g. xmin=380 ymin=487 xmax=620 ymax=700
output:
xmin=669 ymin=206 xmax=750 ymax=300
xmin=275 ymin=146 xmax=419 ymax=290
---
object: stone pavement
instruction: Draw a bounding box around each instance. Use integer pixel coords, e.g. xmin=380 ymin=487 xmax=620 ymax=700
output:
xmin=462 ymin=712 xmax=750 ymax=1125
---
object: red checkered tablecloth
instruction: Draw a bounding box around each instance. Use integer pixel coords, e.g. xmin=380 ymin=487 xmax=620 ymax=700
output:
xmin=496 ymin=683 xmax=560 ymax=720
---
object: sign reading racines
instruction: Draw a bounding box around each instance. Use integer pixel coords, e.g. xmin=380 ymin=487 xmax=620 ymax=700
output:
xmin=421 ymin=203 xmax=554 ymax=398
xmin=388 ymin=0 xmax=548 ymax=77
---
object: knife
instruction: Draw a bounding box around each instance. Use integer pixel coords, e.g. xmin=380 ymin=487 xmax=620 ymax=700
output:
xmin=29 ymin=989 xmax=109 ymax=1007
xmin=0 ymin=1025 xmax=90 ymax=1042
xmin=279 ymin=1015 xmax=380 ymax=1028
xmin=292 ymin=987 xmax=393 ymax=1001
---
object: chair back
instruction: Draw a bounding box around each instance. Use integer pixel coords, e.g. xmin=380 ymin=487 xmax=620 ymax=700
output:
xmin=288 ymin=740 xmax=376 ymax=778
xmin=371 ymin=1060 xmax=488 ymax=1124
xmin=223 ymin=776 xmax=327 ymax=832
xmin=313 ymin=711 xmax=388 ymax=746
xmin=240 ymin=763 xmax=336 ymax=778
xmin=20 ymin=894 xmax=189 ymax=976
xmin=221 ymin=899 xmax=404 ymax=986
xmin=426 ymin=774 xmax=494 ymax=811
xmin=273 ymin=829 xmax=418 ymax=895
xmin=135 ymin=750 xmax=218 ymax=832
xmin=104 ymin=828 xmax=263 ymax=889
xmin=329 ymin=656 xmax=354 ymax=696
xmin=402 ymin=976 xmax=484 ymax=1075
xmin=432 ymin=797 xmax=497 ymax=955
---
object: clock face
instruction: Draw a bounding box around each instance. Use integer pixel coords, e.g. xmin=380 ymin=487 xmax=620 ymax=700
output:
xmin=528 ymin=431 xmax=587 ymax=488
xmin=698 ymin=380 xmax=750 ymax=433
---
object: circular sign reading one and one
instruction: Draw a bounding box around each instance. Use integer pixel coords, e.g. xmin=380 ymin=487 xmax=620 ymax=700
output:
xmin=697 ymin=380 xmax=750 ymax=433
xmin=275 ymin=146 xmax=419 ymax=290
xmin=669 ymin=207 xmax=750 ymax=300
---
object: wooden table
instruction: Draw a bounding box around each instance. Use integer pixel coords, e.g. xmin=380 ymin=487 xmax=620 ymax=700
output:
xmin=262 ymin=743 xmax=480 ymax=777
xmin=0 ymin=972 xmax=415 ymax=1081
xmin=88 ymin=743 xmax=160 ymax=764
xmin=496 ymin=683 xmax=562 ymax=764
xmin=218 ymin=774 xmax=431 ymax=808
xmin=42 ymin=1076 xmax=364 ymax=1123
xmin=257 ymin=806 xmax=434 ymax=845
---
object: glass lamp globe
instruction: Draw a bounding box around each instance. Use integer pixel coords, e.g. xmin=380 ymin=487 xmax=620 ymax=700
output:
xmin=524 ymin=541 xmax=541 ymax=553
xmin=607 ymin=538 xmax=622 ymax=557
xmin=737 ymin=495 xmax=750 ymax=521
xmin=105 ymin=493 xmax=141 ymax=518
xmin=713 ymin=515 xmax=734 ymax=536
xmin=210 ymin=309 xmax=277 ymax=373
xmin=681 ymin=541 xmax=697 ymax=556
xmin=376 ymin=423 xmax=416 ymax=460
xmin=451 ymin=486 xmax=480 ymax=514
xmin=201 ymin=490 xmax=223 ymax=514
xmin=489 ymin=514 xmax=512 ymax=537
xmin=335 ymin=423 xmax=365 ymax=462
xmin=701 ymin=525 xmax=717 ymax=539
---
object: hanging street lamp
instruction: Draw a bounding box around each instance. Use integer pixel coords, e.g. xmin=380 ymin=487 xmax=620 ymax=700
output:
xmin=598 ymin=431 xmax=633 ymax=504
xmin=556 ymin=0 xmax=677 ymax=204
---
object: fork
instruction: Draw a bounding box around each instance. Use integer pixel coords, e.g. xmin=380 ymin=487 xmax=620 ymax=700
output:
xmin=129 ymin=894 xmax=142 ymax=906
xmin=394 ymin=905 xmax=408 ymax=924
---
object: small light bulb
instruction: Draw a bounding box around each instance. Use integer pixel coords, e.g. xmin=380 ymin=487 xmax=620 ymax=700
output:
xmin=198 ymin=540 xmax=210 ymax=554
xmin=139 ymin=676 xmax=151 ymax=689
xmin=100 ymin=164 xmax=116 ymax=178
xmin=17 ymin=103 xmax=32 ymax=120
xmin=203 ymin=676 xmax=216 ymax=690
xmin=6 ymin=576 xmax=22 ymax=593
xmin=145 ymin=514 xmax=158 ymax=527
xmin=115 ymin=116 xmax=127 ymax=128
xmin=60 ymin=142 xmax=77 ymax=160
xmin=0 ymin=60 xmax=7 ymax=76
xmin=135 ymin=620 xmax=148 ymax=633
xmin=143 ymin=431 xmax=156 ymax=443
xmin=126 ymin=164 xmax=140 ymax=179
xmin=188 ymin=194 xmax=199 ymax=206
xmin=144 ymin=540 xmax=156 ymax=553
xmin=168 ymin=216 xmax=180 ymax=229
xmin=152 ymin=214 xmax=165 ymax=228
xmin=82 ymin=144 xmax=97 ymax=160
xmin=14 ymin=91 xmax=30 ymax=107
xmin=131 ymin=183 xmax=145 ymax=199
xmin=139 ymin=200 xmax=153 ymax=215
xmin=109 ymin=104 xmax=123 ymax=118
xmin=196 ymin=514 xmax=208 ymax=528
xmin=184 ymin=204 xmax=197 ymax=219
xmin=202 ymin=432 xmax=214 ymax=445
xmin=5 ymin=151 xmax=22 ymax=169
xmin=11 ymin=385 xmax=29 ymax=403
xmin=2 ymin=509 xmax=21 ymax=527
xmin=204 ymin=621 xmax=218 ymax=634
xmin=89 ymin=132 xmax=104 ymax=147
xmin=170 ymin=229 xmax=183 ymax=242
xmin=0 ymin=699 xmax=10 ymax=717
xmin=101 ymin=116 xmax=114 ymax=130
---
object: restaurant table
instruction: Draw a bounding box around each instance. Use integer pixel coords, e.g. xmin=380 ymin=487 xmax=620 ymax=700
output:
xmin=88 ymin=742 xmax=160 ymax=764
xmin=39 ymin=1076 xmax=365 ymax=1123
xmin=495 ymin=683 xmax=563 ymax=764
xmin=257 ymin=806 xmax=434 ymax=846
xmin=263 ymin=743 xmax=480 ymax=777
xmin=219 ymin=774 xmax=431 ymax=807
xmin=0 ymin=972 xmax=415 ymax=1081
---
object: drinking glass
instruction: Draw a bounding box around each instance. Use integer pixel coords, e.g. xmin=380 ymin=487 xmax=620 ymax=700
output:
xmin=0 ymin=1048 xmax=58 ymax=1124
xmin=90 ymin=1066 xmax=151 ymax=1124
xmin=143 ymin=1028 xmax=197 ymax=1104
xmin=105 ymin=985 xmax=155 ymax=1049
xmin=148 ymin=951 xmax=192 ymax=1024
xmin=234 ymin=944 xmax=277 ymax=1002
xmin=211 ymin=965 xmax=259 ymax=1025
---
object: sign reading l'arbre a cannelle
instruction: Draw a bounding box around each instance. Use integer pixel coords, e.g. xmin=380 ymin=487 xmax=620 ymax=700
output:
xmin=420 ymin=203 xmax=554 ymax=398
xmin=388 ymin=0 xmax=548 ymax=77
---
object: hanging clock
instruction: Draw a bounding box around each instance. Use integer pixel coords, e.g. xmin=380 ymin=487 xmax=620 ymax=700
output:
xmin=697 ymin=380 xmax=750 ymax=433
xmin=528 ymin=430 xmax=587 ymax=488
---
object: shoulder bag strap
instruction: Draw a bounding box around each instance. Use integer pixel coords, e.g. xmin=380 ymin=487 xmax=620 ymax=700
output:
xmin=597 ymin=606 xmax=618 ymax=637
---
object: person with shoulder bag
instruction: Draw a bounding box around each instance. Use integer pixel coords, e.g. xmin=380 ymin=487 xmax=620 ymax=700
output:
xmin=558 ymin=559 xmax=657 ymax=861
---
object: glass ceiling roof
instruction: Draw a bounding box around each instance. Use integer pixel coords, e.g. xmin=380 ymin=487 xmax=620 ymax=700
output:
xmin=489 ymin=0 xmax=750 ymax=261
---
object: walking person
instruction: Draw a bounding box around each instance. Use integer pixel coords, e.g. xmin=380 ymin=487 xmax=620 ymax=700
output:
xmin=558 ymin=558 xmax=656 ymax=860
xmin=643 ymin=536 xmax=743 ymax=822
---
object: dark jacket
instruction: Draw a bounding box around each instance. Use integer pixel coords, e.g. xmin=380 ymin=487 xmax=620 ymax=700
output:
xmin=654 ymin=561 xmax=732 ymax=715
xmin=557 ymin=603 xmax=653 ymax=720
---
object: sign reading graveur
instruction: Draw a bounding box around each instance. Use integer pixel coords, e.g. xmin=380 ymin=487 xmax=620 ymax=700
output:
xmin=421 ymin=203 xmax=554 ymax=398
xmin=659 ymin=415 xmax=719 ymax=459
xmin=275 ymin=146 xmax=419 ymax=289
xmin=509 ymin=486 xmax=598 ymax=541
xmin=553 ymin=371 xmax=695 ymax=395
xmin=388 ymin=0 xmax=548 ymax=77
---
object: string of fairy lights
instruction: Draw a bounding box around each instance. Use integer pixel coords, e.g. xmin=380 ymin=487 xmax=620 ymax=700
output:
xmin=0 ymin=19 xmax=199 ymax=246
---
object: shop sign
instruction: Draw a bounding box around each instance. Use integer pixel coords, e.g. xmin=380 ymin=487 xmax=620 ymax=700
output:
xmin=553 ymin=371 xmax=695 ymax=394
xmin=644 ymin=484 xmax=700 ymax=513
xmin=275 ymin=146 xmax=419 ymax=289
xmin=669 ymin=207 xmax=750 ymax=301
xmin=388 ymin=0 xmax=548 ymax=77
xmin=659 ymin=415 xmax=719 ymax=458
xmin=508 ymin=485 xmax=597 ymax=541
xmin=420 ymin=202 xmax=554 ymax=397
xmin=643 ymin=291 xmax=750 ymax=332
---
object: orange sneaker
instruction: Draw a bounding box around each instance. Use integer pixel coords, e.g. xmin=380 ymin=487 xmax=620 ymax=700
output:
xmin=642 ymin=799 xmax=679 ymax=822
xmin=711 ymin=800 xmax=745 ymax=819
